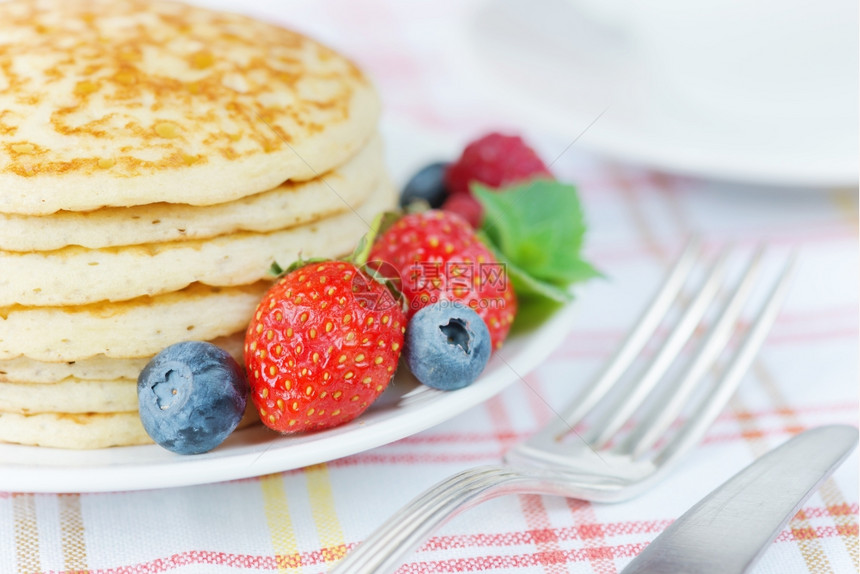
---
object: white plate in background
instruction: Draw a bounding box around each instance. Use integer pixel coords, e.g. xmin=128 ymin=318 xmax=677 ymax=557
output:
xmin=454 ymin=0 xmax=858 ymax=188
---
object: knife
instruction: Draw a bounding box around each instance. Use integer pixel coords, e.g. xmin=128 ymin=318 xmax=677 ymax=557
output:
xmin=621 ymin=424 xmax=858 ymax=574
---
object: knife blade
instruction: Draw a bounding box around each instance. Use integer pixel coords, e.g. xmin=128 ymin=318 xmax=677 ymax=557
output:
xmin=621 ymin=424 xmax=858 ymax=574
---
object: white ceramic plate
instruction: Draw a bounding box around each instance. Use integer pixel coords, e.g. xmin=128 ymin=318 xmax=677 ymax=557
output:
xmin=0 ymin=118 xmax=579 ymax=493
xmin=454 ymin=0 xmax=858 ymax=188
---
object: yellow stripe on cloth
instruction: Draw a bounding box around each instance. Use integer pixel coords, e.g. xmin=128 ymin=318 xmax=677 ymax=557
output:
xmin=790 ymin=508 xmax=836 ymax=574
xmin=829 ymin=189 xmax=859 ymax=228
xmin=13 ymin=493 xmax=40 ymax=574
xmin=261 ymin=473 xmax=301 ymax=572
xmin=58 ymin=494 xmax=88 ymax=573
xmin=820 ymin=478 xmax=859 ymax=570
xmin=305 ymin=463 xmax=347 ymax=565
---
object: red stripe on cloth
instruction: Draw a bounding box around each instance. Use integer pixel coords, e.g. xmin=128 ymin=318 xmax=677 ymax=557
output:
xmin=484 ymin=393 xmax=518 ymax=449
xmin=702 ymin=422 xmax=859 ymax=445
xmin=567 ymin=499 xmax=618 ymax=574
xmin=383 ymin=403 xmax=855 ymax=447
xmin=330 ymin=451 xmax=504 ymax=467
xmin=765 ymin=327 xmax=859 ymax=345
xmin=389 ymin=431 xmax=521 ymax=445
xmin=777 ymin=307 xmax=860 ymax=323
xmin=518 ymin=495 xmax=567 ymax=573
xmin=37 ymin=509 xmax=853 ymax=574
xmin=823 ymin=503 xmax=860 ymax=517
xmin=556 ymin=319 xmax=858 ymax=359
xmin=398 ymin=543 xmax=647 ymax=573
xmin=422 ymin=519 xmax=669 ymax=551
xmin=408 ymin=511 xmax=855 ymax=571
xmin=777 ymin=524 xmax=860 ymax=542
xmin=698 ymin=229 xmax=858 ymax=250
xmin=348 ymin=406 xmax=854 ymax=448
xmin=39 ymin=546 xmax=357 ymax=574
xmin=714 ymin=404 xmax=857 ymax=423
xmin=586 ymin=231 xmax=857 ymax=264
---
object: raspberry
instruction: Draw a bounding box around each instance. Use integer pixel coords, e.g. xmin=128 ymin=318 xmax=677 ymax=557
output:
xmin=444 ymin=133 xmax=552 ymax=196
xmin=441 ymin=192 xmax=483 ymax=228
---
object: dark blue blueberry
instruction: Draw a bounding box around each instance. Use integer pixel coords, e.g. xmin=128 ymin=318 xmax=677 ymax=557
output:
xmin=137 ymin=341 xmax=248 ymax=455
xmin=400 ymin=161 xmax=450 ymax=209
xmin=405 ymin=302 xmax=491 ymax=391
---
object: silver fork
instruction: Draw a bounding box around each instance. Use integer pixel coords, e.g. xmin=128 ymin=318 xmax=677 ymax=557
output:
xmin=331 ymin=239 xmax=796 ymax=574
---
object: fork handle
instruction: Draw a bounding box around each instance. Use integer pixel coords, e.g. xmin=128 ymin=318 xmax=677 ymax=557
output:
xmin=329 ymin=465 xmax=562 ymax=574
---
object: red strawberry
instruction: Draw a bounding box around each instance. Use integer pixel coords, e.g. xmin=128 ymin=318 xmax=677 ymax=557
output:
xmin=369 ymin=210 xmax=517 ymax=351
xmin=445 ymin=132 xmax=552 ymax=196
xmin=244 ymin=261 xmax=406 ymax=433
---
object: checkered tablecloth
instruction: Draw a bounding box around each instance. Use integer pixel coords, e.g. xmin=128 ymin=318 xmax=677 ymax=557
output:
xmin=1 ymin=1 xmax=857 ymax=573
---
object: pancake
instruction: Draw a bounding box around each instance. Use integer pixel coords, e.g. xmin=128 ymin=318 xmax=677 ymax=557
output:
xmin=0 ymin=282 xmax=269 ymax=362
xmin=0 ymin=411 xmax=153 ymax=448
xmin=0 ymin=333 xmax=245 ymax=383
xmin=0 ymin=134 xmax=383 ymax=251
xmin=0 ymin=0 xmax=380 ymax=215
xmin=0 ymin=377 xmax=137 ymax=414
xmin=0 ymin=406 xmax=260 ymax=448
xmin=0 ymin=178 xmax=394 ymax=306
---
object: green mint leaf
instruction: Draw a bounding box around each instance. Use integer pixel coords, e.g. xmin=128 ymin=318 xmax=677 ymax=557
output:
xmin=500 ymin=255 xmax=572 ymax=302
xmin=511 ymin=294 xmax=566 ymax=333
xmin=548 ymin=257 xmax=603 ymax=285
xmin=489 ymin=249 xmax=576 ymax=334
xmin=475 ymin=179 xmax=602 ymax=299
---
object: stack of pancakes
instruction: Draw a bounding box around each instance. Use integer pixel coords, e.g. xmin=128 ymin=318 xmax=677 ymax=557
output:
xmin=0 ymin=0 xmax=394 ymax=448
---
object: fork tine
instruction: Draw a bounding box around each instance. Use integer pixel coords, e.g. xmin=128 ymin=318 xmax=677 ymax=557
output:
xmin=621 ymin=245 xmax=765 ymax=457
xmin=551 ymin=238 xmax=702 ymax=437
xmin=340 ymin=466 xmax=514 ymax=572
xmin=589 ymin=245 xmax=733 ymax=449
xmin=655 ymin=250 xmax=798 ymax=467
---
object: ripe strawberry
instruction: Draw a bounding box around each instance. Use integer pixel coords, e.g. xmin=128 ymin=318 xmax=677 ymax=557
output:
xmin=244 ymin=261 xmax=406 ymax=433
xmin=444 ymin=132 xmax=552 ymax=196
xmin=369 ymin=210 xmax=517 ymax=351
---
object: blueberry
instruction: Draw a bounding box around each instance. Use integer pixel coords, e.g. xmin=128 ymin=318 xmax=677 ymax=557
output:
xmin=137 ymin=341 xmax=248 ymax=455
xmin=405 ymin=302 xmax=491 ymax=390
xmin=400 ymin=161 xmax=450 ymax=209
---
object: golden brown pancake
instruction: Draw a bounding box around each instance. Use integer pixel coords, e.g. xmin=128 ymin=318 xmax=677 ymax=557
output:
xmin=0 ymin=333 xmax=245 ymax=383
xmin=0 ymin=377 xmax=138 ymax=414
xmin=0 ymin=411 xmax=154 ymax=448
xmin=0 ymin=178 xmax=393 ymax=306
xmin=0 ymin=134 xmax=384 ymax=251
xmin=0 ymin=282 xmax=270 ymax=362
xmin=0 ymin=0 xmax=380 ymax=214
xmin=0 ymin=406 xmax=259 ymax=448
